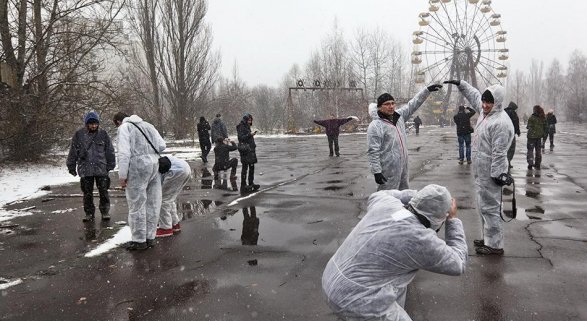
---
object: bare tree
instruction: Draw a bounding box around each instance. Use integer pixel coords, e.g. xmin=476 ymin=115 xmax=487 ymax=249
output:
xmin=566 ymin=50 xmax=587 ymax=122
xmin=158 ymin=0 xmax=220 ymax=139
xmin=544 ymin=58 xmax=565 ymax=111
xmin=528 ymin=59 xmax=544 ymax=106
xmin=507 ymin=70 xmax=529 ymax=116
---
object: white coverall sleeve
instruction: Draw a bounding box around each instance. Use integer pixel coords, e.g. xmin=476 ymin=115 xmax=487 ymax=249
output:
xmin=414 ymin=218 xmax=468 ymax=276
xmin=367 ymin=122 xmax=384 ymax=174
xmin=489 ymin=119 xmax=513 ymax=178
xmin=396 ymin=87 xmax=431 ymax=120
xmin=155 ymin=130 xmax=166 ymax=153
xmin=458 ymin=81 xmax=482 ymax=114
xmin=117 ymin=124 xmax=131 ymax=180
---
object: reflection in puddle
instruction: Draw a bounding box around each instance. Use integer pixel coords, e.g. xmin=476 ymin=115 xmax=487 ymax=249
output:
xmin=216 ymin=206 xmax=313 ymax=247
xmin=180 ymin=200 xmax=223 ymax=219
xmin=324 ymin=186 xmax=344 ymax=191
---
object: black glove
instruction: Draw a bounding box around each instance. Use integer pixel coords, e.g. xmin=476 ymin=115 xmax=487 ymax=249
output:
xmin=427 ymin=84 xmax=442 ymax=92
xmin=492 ymin=173 xmax=513 ymax=186
xmin=443 ymin=80 xmax=461 ymax=86
xmin=374 ymin=173 xmax=387 ymax=185
xmin=69 ymin=169 xmax=77 ymax=176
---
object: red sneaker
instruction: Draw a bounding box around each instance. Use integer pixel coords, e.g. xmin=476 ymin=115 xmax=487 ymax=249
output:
xmin=172 ymin=224 xmax=181 ymax=233
xmin=156 ymin=228 xmax=173 ymax=238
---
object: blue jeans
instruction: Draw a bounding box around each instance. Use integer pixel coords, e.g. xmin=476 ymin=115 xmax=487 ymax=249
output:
xmin=457 ymin=134 xmax=472 ymax=161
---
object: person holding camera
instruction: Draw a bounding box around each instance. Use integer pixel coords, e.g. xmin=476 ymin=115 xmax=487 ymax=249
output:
xmin=444 ymin=80 xmax=514 ymax=255
xmin=322 ymin=185 xmax=467 ymax=320
xmin=237 ymin=113 xmax=259 ymax=194
xmin=67 ymin=111 xmax=116 ymax=222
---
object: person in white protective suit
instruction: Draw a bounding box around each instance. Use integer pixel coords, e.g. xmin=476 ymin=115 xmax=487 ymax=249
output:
xmin=367 ymin=84 xmax=442 ymax=191
xmin=156 ymin=156 xmax=192 ymax=238
xmin=113 ymin=112 xmax=166 ymax=251
xmin=444 ymin=80 xmax=514 ymax=255
xmin=322 ymin=184 xmax=467 ymax=321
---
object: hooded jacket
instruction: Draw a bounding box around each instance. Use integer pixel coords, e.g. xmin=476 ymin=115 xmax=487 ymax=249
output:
xmin=211 ymin=117 xmax=228 ymax=142
xmin=66 ymin=113 xmax=115 ymax=177
xmin=237 ymin=117 xmax=257 ymax=165
xmin=504 ymin=102 xmax=521 ymax=136
xmin=367 ymin=87 xmax=431 ymax=190
xmin=322 ymin=188 xmax=467 ymax=319
xmin=453 ymin=107 xmax=476 ymax=136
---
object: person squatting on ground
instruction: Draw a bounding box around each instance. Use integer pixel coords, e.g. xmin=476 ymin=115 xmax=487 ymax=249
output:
xmin=453 ymin=106 xmax=476 ymax=165
xmin=504 ymin=101 xmax=521 ymax=168
xmin=67 ymin=111 xmax=116 ymax=222
xmin=543 ymin=110 xmax=557 ymax=150
xmin=212 ymin=137 xmax=239 ymax=190
xmin=444 ymin=80 xmax=514 ymax=255
xmin=322 ymin=185 xmax=467 ymax=321
xmin=526 ymin=105 xmax=547 ymax=170
xmin=113 ymin=112 xmax=166 ymax=251
xmin=211 ymin=113 xmax=228 ymax=143
xmin=367 ymin=84 xmax=442 ymax=190
xmin=313 ymin=115 xmax=355 ymax=157
xmin=413 ymin=115 xmax=422 ymax=135
xmin=197 ymin=116 xmax=212 ymax=163
xmin=237 ymin=113 xmax=260 ymax=194
xmin=156 ymin=156 xmax=192 ymax=238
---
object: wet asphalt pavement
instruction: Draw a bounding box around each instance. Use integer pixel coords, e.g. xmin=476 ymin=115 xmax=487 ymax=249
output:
xmin=1 ymin=123 xmax=586 ymax=321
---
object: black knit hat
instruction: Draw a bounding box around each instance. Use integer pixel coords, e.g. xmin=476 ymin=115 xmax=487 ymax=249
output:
xmin=481 ymin=90 xmax=494 ymax=104
xmin=377 ymin=93 xmax=395 ymax=107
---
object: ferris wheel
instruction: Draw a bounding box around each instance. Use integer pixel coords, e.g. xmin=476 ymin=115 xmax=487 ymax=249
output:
xmin=411 ymin=0 xmax=509 ymax=104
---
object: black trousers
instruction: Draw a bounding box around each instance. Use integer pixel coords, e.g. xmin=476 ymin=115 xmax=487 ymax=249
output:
xmin=327 ymin=134 xmax=340 ymax=156
xmin=199 ymin=138 xmax=211 ymax=159
xmin=80 ymin=176 xmax=110 ymax=216
xmin=241 ymin=163 xmax=255 ymax=187
xmin=214 ymin=158 xmax=238 ymax=178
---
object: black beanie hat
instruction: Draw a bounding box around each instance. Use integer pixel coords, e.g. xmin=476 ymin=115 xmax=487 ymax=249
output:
xmin=481 ymin=90 xmax=494 ymax=104
xmin=377 ymin=93 xmax=395 ymax=107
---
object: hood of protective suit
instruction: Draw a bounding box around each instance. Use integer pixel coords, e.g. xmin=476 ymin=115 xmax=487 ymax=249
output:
xmin=408 ymin=184 xmax=452 ymax=230
xmin=484 ymin=84 xmax=505 ymax=114
xmin=368 ymin=103 xmax=378 ymax=120
xmin=122 ymin=115 xmax=143 ymax=124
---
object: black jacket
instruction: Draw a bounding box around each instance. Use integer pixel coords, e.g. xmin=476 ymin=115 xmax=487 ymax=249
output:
xmin=213 ymin=142 xmax=238 ymax=169
xmin=237 ymin=120 xmax=257 ymax=165
xmin=453 ymin=107 xmax=476 ymax=136
xmin=66 ymin=128 xmax=115 ymax=177
xmin=504 ymin=102 xmax=521 ymax=136
xmin=197 ymin=120 xmax=211 ymax=141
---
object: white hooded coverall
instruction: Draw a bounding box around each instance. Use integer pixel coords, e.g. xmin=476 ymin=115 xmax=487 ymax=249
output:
xmin=367 ymin=87 xmax=432 ymax=190
xmin=322 ymin=187 xmax=467 ymax=321
xmin=117 ymin=115 xmax=166 ymax=242
xmin=456 ymin=81 xmax=514 ymax=249
xmin=159 ymin=156 xmax=192 ymax=229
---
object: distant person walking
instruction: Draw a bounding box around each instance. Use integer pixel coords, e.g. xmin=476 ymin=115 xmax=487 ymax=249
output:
xmin=67 ymin=111 xmax=116 ymax=222
xmin=313 ymin=114 xmax=356 ymax=157
xmin=543 ymin=110 xmax=557 ymax=151
xmin=237 ymin=113 xmax=260 ymax=194
xmin=367 ymin=84 xmax=442 ymax=190
xmin=156 ymin=156 xmax=191 ymax=238
xmin=197 ymin=116 xmax=211 ymax=163
xmin=504 ymin=102 xmax=521 ymax=168
xmin=211 ymin=113 xmax=228 ymax=143
xmin=113 ymin=112 xmax=166 ymax=251
xmin=453 ymin=106 xmax=476 ymax=165
xmin=413 ymin=115 xmax=422 ymax=135
xmin=527 ymin=105 xmax=546 ymax=170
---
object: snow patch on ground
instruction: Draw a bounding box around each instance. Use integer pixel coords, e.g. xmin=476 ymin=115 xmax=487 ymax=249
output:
xmin=0 ymin=278 xmax=23 ymax=290
xmin=84 ymin=226 xmax=131 ymax=257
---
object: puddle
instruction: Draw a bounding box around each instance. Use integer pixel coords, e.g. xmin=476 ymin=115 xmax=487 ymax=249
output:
xmin=324 ymin=186 xmax=344 ymax=191
xmin=180 ymin=200 xmax=223 ymax=219
xmin=216 ymin=207 xmax=314 ymax=247
xmin=326 ymin=180 xmax=343 ymax=184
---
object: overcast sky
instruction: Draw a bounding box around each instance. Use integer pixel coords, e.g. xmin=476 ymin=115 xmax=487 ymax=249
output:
xmin=207 ymin=0 xmax=587 ymax=87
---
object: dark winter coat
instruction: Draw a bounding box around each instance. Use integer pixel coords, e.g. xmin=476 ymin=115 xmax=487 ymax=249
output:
xmin=413 ymin=116 xmax=422 ymax=126
xmin=211 ymin=118 xmax=228 ymax=143
xmin=67 ymin=128 xmax=115 ymax=177
xmin=527 ymin=113 xmax=546 ymax=139
xmin=197 ymin=120 xmax=211 ymax=141
xmin=213 ymin=141 xmax=238 ymax=170
xmin=504 ymin=102 xmax=521 ymax=136
xmin=237 ymin=120 xmax=257 ymax=165
xmin=546 ymin=113 xmax=557 ymax=134
xmin=313 ymin=118 xmax=352 ymax=136
xmin=453 ymin=107 xmax=476 ymax=136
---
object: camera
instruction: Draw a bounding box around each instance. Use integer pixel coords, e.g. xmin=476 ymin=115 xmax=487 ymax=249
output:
xmin=493 ymin=173 xmax=514 ymax=186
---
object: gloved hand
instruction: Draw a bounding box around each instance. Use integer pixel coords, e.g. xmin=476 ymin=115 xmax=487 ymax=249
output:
xmin=443 ymin=80 xmax=461 ymax=86
xmin=374 ymin=173 xmax=387 ymax=185
xmin=69 ymin=169 xmax=77 ymax=176
xmin=427 ymin=84 xmax=442 ymax=92
xmin=492 ymin=173 xmax=513 ymax=186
